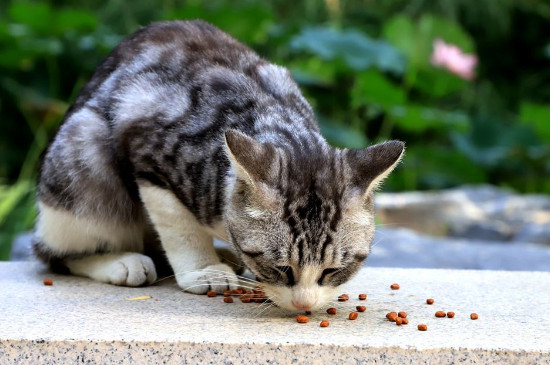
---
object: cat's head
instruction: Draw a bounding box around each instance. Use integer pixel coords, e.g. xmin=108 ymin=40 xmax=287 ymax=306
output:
xmin=223 ymin=130 xmax=404 ymax=311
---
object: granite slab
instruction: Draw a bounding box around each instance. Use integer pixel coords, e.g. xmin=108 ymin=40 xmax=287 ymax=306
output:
xmin=1 ymin=262 xmax=549 ymax=364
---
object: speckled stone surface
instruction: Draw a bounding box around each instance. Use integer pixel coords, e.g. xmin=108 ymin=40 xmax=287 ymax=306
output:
xmin=1 ymin=262 xmax=549 ymax=364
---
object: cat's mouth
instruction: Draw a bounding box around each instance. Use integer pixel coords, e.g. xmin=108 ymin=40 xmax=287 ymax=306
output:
xmin=260 ymin=283 xmax=339 ymax=312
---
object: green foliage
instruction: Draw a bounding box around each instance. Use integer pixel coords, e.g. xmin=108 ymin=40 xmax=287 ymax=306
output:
xmin=1 ymin=0 xmax=550 ymax=259
xmin=290 ymin=27 xmax=406 ymax=74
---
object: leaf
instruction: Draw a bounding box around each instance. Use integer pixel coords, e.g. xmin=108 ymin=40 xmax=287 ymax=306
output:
xmin=318 ymin=117 xmax=368 ymax=149
xmin=520 ymin=102 xmax=550 ymax=142
xmin=290 ymin=26 xmax=405 ymax=74
xmin=418 ymin=15 xmax=474 ymax=53
xmin=383 ymin=16 xmax=419 ymax=65
xmin=54 ymin=9 xmax=98 ymax=34
xmin=126 ymin=295 xmax=152 ymax=301
xmin=289 ymin=57 xmax=339 ymax=85
xmin=351 ymin=69 xmax=406 ymax=109
xmin=9 ymin=3 xmax=53 ymax=33
xmin=166 ymin=2 xmax=274 ymax=44
xmin=0 ymin=181 xmax=33 ymax=226
xmin=389 ymin=146 xmax=487 ymax=191
xmin=389 ymin=105 xmax=469 ymax=133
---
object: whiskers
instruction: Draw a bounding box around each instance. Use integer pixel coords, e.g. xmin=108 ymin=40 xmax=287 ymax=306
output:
xmin=155 ymin=268 xmax=281 ymax=316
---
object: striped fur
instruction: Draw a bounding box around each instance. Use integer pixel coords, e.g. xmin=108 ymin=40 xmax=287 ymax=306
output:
xmin=35 ymin=20 xmax=404 ymax=310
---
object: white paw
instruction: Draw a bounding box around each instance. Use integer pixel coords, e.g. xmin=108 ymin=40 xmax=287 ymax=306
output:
xmin=108 ymin=253 xmax=157 ymax=286
xmin=176 ymin=263 xmax=238 ymax=294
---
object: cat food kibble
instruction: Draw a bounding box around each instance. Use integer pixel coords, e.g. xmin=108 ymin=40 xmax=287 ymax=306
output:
xmin=240 ymin=296 xmax=251 ymax=303
xmin=43 ymin=279 xmax=53 ymax=286
xmin=223 ymin=290 xmax=231 ymax=297
xmin=327 ymin=308 xmax=337 ymax=315
xmin=390 ymin=283 xmax=400 ymax=290
xmin=356 ymin=306 xmax=366 ymax=312
xmin=426 ymin=298 xmax=434 ymax=304
xmin=447 ymin=312 xmax=455 ymax=318
xmin=386 ymin=312 xmax=398 ymax=322
xmin=320 ymin=320 xmax=330 ymax=327
xmin=206 ymin=291 xmax=217 ymax=297
xmin=395 ymin=317 xmax=403 ymax=325
xmin=358 ymin=293 xmax=367 ymax=300
xmin=338 ymin=294 xmax=349 ymax=302
xmin=224 ymin=297 xmax=234 ymax=303
xmin=402 ymin=318 xmax=409 ymax=325
xmin=418 ymin=324 xmax=428 ymax=331
xmin=398 ymin=311 xmax=407 ymax=318
xmin=296 ymin=315 xmax=309 ymax=323
xmin=435 ymin=311 xmax=446 ymax=318
xmin=348 ymin=312 xmax=358 ymax=320
xmin=470 ymin=313 xmax=479 ymax=320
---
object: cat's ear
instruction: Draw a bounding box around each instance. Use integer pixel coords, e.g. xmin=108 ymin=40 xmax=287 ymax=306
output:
xmin=224 ymin=130 xmax=278 ymax=186
xmin=346 ymin=140 xmax=405 ymax=197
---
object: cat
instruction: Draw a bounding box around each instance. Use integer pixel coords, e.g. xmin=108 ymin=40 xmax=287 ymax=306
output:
xmin=33 ymin=20 xmax=404 ymax=311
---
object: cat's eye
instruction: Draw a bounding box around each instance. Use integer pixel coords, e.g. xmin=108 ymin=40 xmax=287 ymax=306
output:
xmin=276 ymin=266 xmax=295 ymax=286
xmin=318 ymin=268 xmax=339 ymax=285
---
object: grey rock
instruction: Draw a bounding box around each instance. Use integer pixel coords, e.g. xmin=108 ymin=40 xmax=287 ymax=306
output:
xmin=369 ymin=227 xmax=550 ymax=272
xmin=515 ymin=224 xmax=550 ymax=245
xmin=10 ymin=232 xmax=33 ymax=261
xmin=377 ymin=185 xmax=550 ymax=244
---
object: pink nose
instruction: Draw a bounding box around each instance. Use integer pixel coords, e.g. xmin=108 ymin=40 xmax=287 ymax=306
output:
xmin=292 ymin=300 xmax=311 ymax=311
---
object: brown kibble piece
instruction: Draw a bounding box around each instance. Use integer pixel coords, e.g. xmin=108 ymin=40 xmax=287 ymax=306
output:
xmin=447 ymin=312 xmax=455 ymax=318
xmin=356 ymin=306 xmax=366 ymax=312
xmin=297 ymin=315 xmax=309 ymax=323
xmin=327 ymin=308 xmax=337 ymax=315
xmin=223 ymin=290 xmax=231 ymax=297
xmin=224 ymin=297 xmax=234 ymax=303
xmin=206 ymin=291 xmax=217 ymax=297
xmin=390 ymin=283 xmax=400 ymax=290
xmin=320 ymin=320 xmax=330 ymax=327
xmin=398 ymin=311 xmax=407 ymax=318
xmin=358 ymin=293 xmax=367 ymax=300
xmin=43 ymin=279 xmax=53 ymax=286
xmin=426 ymin=298 xmax=434 ymax=304
xmin=395 ymin=317 xmax=403 ymax=325
xmin=418 ymin=324 xmax=428 ymax=331
xmin=435 ymin=311 xmax=446 ymax=318
xmin=386 ymin=312 xmax=398 ymax=322
xmin=348 ymin=312 xmax=358 ymax=320
xmin=338 ymin=294 xmax=349 ymax=302
xmin=470 ymin=313 xmax=479 ymax=320
xmin=253 ymin=297 xmax=266 ymax=303
xmin=402 ymin=318 xmax=409 ymax=325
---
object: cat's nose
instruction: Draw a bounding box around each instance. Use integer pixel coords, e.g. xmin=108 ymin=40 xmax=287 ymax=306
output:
xmin=292 ymin=287 xmax=318 ymax=310
xmin=291 ymin=299 xmax=312 ymax=311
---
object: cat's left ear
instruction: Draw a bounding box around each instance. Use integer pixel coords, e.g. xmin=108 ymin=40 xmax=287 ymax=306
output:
xmin=224 ymin=129 xmax=278 ymax=187
xmin=345 ymin=140 xmax=405 ymax=197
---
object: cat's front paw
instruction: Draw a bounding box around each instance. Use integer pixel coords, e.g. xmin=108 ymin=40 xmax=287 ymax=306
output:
xmin=176 ymin=263 xmax=239 ymax=294
xmin=107 ymin=253 xmax=157 ymax=286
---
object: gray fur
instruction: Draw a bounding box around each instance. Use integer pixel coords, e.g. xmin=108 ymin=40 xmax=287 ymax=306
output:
xmin=35 ymin=20 xmax=404 ymax=295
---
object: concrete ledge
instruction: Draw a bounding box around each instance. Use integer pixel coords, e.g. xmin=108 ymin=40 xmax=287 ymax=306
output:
xmin=1 ymin=262 xmax=549 ymax=364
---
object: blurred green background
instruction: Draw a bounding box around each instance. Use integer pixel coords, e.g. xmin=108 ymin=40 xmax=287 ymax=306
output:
xmin=1 ymin=0 xmax=550 ymax=260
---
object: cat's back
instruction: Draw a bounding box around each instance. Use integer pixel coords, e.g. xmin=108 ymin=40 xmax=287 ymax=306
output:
xmin=111 ymin=20 xmax=260 ymax=71
xmin=70 ymin=20 xmax=261 ymax=115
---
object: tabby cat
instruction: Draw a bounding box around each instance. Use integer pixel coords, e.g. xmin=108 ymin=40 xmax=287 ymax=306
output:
xmin=34 ymin=20 xmax=404 ymax=311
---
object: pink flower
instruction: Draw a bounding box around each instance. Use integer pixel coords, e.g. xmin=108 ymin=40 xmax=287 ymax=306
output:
xmin=430 ymin=38 xmax=478 ymax=80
